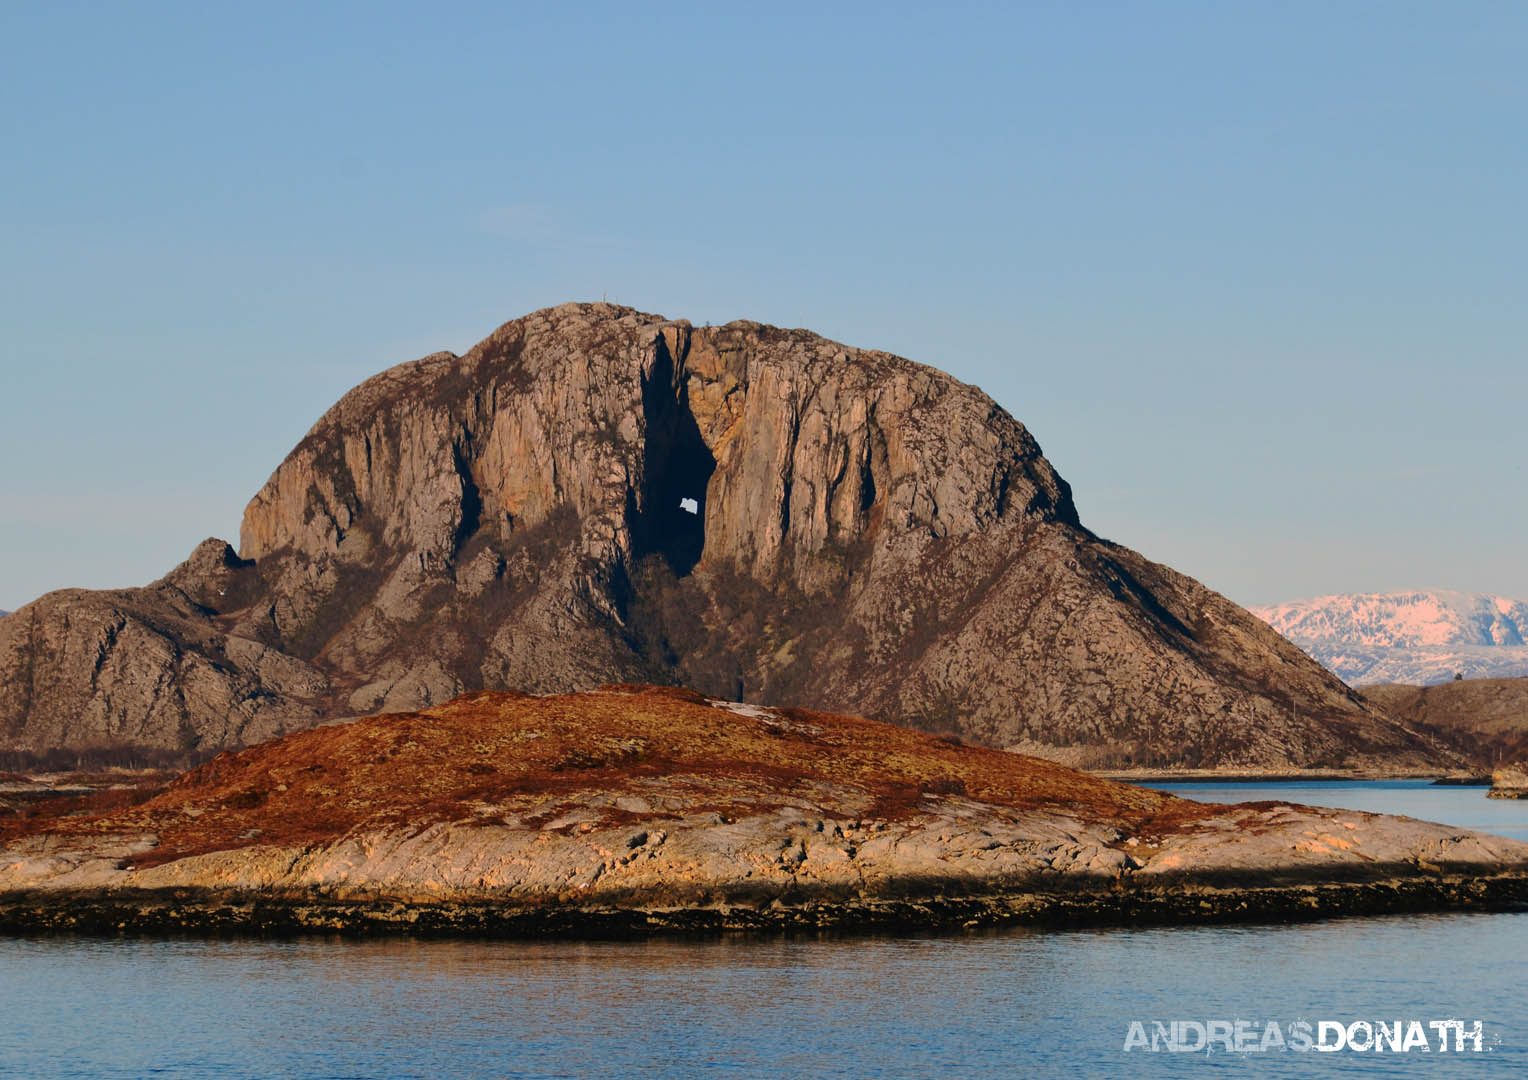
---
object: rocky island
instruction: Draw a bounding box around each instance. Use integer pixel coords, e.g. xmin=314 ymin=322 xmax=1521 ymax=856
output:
xmin=3 ymin=686 xmax=1524 ymax=938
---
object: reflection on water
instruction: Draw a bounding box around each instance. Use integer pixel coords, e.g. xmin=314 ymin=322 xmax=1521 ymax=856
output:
xmin=2 ymin=782 xmax=1526 ymax=1079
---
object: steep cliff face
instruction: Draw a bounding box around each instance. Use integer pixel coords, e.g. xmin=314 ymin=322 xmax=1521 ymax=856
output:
xmin=0 ymin=304 xmax=1451 ymax=769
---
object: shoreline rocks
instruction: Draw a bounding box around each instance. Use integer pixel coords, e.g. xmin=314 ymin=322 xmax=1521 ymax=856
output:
xmin=5 ymin=874 xmax=1528 ymax=940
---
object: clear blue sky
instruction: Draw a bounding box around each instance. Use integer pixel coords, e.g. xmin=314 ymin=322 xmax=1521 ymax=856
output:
xmin=3 ymin=1 xmax=1525 ymax=612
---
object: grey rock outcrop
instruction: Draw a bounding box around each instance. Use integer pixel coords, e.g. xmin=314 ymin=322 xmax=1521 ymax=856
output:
xmin=9 ymin=786 xmax=1521 ymax=900
xmin=0 ymin=304 xmax=1453 ymax=769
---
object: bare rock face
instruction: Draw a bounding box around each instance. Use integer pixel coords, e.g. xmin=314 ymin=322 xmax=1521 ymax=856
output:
xmin=0 ymin=304 xmax=1453 ymax=769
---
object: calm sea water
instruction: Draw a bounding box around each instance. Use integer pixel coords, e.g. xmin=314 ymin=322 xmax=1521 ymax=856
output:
xmin=3 ymin=782 xmax=1526 ymax=1079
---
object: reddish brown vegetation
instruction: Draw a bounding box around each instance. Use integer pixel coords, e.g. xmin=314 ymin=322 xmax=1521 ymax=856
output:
xmin=2 ymin=687 xmax=1222 ymax=868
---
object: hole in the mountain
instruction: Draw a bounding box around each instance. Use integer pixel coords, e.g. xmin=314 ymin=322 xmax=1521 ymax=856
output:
xmin=629 ymin=339 xmax=716 ymax=577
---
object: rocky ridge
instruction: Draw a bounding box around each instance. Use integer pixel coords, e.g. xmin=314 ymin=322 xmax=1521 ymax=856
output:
xmin=0 ymin=304 xmax=1453 ymax=770
xmin=2 ymin=688 xmax=1521 ymax=937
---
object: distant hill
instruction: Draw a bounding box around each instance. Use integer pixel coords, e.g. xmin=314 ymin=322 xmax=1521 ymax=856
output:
xmin=1363 ymin=677 xmax=1528 ymax=768
xmin=1250 ymin=590 xmax=1528 ymax=686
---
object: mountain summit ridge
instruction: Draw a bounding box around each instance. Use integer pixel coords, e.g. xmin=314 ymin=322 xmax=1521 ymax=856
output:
xmin=0 ymin=304 xmax=1448 ymax=770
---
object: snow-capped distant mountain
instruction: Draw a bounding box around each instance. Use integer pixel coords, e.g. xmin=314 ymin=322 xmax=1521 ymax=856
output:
xmin=1250 ymin=590 xmax=1528 ymax=686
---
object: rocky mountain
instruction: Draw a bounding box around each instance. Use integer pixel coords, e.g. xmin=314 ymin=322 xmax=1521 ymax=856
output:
xmin=4 ymin=687 xmax=1521 ymax=935
xmin=0 ymin=303 xmax=1451 ymax=770
xmin=1363 ymin=677 xmax=1528 ymax=768
xmin=1251 ymin=590 xmax=1528 ymax=686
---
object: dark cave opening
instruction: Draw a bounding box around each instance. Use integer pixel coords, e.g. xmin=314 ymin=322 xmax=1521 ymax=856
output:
xmin=451 ymin=443 xmax=483 ymax=555
xmin=629 ymin=339 xmax=716 ymax=577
